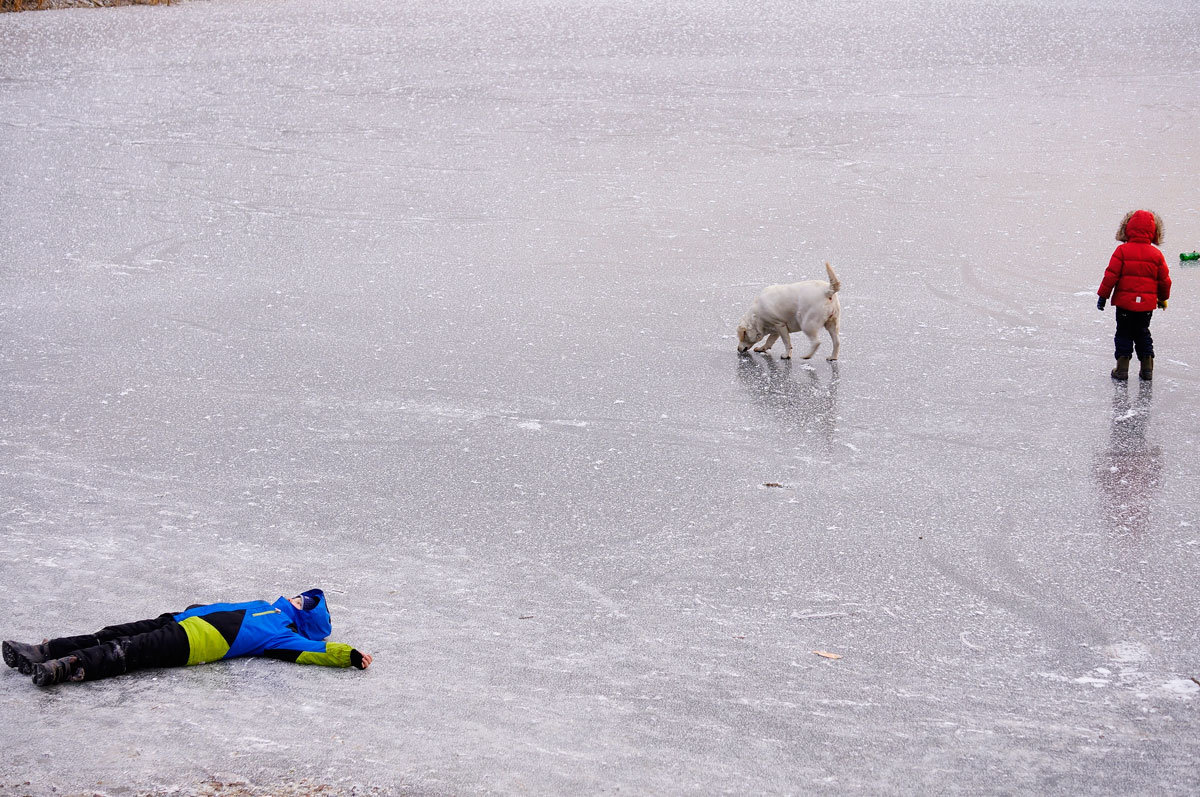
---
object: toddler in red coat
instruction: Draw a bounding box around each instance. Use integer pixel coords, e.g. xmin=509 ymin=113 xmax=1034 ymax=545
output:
xmin=1097 ymin=210 xmax=1172 ymax=380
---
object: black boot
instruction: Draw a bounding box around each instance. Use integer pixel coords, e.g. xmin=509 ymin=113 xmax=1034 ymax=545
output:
xmin=1111 ymin=356 xmax=1131 ymax=380
xmin=38 ymin=640 xmax=129 ymax=685
xmin=31 ymin=655 xmax=85 ymax=687
xmin=1138 ymin=356 xmax=1154 ymax=381
xmin=2 ymin=640 xmax=50 ymax=675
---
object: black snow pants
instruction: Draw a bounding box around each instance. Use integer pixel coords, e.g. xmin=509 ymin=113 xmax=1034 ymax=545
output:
xmin=46 ymin=613 xmax=190 ymax=681
xmin=1114 ymin=308 xmax=1154 ymax=360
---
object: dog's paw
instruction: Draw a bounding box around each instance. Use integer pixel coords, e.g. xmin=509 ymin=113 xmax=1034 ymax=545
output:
xmin=780 ymin=353 xmax=791 ymax=360
xmin=826 ymin=356 xmax=838 ymax=361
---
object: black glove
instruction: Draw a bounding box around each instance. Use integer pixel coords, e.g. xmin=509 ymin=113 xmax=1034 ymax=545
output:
xmin=351 ymin=649 xmax=367 ymax=669
xmin=1097 ymin=297 xmax=1106 ymax=311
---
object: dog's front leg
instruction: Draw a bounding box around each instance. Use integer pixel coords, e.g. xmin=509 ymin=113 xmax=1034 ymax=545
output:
xmin=754 ymin=333 xmax=779 ymax=353
xmin=779 ymin=329 xmax=793 ymax=359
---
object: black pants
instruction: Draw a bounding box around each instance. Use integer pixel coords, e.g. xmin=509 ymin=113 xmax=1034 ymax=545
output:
xmin=1114 ymin=309 xmax=1154 ymax=360
xmin=46 ymin=613 xmax=189 ymax=681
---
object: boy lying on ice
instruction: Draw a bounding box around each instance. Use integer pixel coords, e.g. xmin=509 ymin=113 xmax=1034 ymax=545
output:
xmin=3 ymin=588 xmax=372 ymax=686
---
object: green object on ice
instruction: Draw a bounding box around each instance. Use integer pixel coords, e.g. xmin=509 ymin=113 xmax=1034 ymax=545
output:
xmin=1181 ymin=251 xmax=1200 ymax=261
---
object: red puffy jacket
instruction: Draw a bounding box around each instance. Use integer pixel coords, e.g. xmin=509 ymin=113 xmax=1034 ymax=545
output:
xmin=1098 ymin=210 xmax=1171 ymax=312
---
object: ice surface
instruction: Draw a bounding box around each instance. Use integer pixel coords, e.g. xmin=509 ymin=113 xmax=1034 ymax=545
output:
xmin=2 ymin=0 xmax=1199 ymax=794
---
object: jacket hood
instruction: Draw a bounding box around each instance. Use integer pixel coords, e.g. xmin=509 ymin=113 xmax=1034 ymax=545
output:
xmin=273 ymin=588 xmax=332 ymax=641
xmin=1117 ymin=209 xmax=1163 ymax=245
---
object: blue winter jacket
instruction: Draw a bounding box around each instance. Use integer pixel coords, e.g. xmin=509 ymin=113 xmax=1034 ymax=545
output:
xmin=172 ymin=588 xmax=358 ymax=668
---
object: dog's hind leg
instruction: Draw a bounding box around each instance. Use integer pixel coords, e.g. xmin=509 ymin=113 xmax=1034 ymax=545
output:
xmin=754 ymin=333 xmax=779 ymax=353
xmin=824 ymin=317 xmax=840 ymax=361
xmin=797 ymin=329 xmax=820 ymax=359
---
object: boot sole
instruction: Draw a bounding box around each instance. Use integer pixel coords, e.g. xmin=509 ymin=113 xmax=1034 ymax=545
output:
xmin=2 ymin=641 xmax=40 ymax=674
xmin=30 ymin=662 xmax=57 ymax=687
xmin=3 ymin=640 xmax=48 ymax=675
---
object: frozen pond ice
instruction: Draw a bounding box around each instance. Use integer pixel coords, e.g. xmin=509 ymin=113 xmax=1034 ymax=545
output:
xmin=2 ymin=0 xmax=1200 ymax=793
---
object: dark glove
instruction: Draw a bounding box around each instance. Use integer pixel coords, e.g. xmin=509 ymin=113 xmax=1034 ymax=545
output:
xmin=1097 ymin=297 xmax=1106 ymax=311
xmin=1157 ymin=299 xmax=1167 ymax=310
xmin=351 ymin=649 xmax=367 ymax=669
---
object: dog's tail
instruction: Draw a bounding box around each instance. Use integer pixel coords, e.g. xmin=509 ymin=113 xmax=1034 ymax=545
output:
xmin=824 ymin=261 xmax=841 ymax=297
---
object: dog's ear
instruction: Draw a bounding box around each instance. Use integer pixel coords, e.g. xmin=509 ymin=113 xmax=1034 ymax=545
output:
xmin=736 ymin=324 xmax=747 ymax=342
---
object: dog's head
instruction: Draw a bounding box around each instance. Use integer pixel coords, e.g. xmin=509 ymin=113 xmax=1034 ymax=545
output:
xmin=736 ymin=315 xmax=764 ymax=352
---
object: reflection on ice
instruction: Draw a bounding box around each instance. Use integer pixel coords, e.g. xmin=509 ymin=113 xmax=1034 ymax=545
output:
xmin=735 ymin=354 xmax=838 ymax=452
xmin=1093 ymin=381 xmax=1162 ymax=539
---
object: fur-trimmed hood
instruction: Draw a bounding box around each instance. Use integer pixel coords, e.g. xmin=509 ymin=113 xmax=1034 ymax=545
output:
xmin=1116 ymin=209 xmax=1163 ymax=245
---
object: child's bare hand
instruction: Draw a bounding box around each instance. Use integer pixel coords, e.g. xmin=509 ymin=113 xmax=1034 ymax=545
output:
xmin=358 ymin=652 xmax=373 ymax=669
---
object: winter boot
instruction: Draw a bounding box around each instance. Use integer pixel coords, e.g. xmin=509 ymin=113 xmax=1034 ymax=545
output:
xmin=30 ymin=655 xmax=85 ymax=687
xmin=1138 ymin=357 xmax=1154 ymax=381
xmin=1111 ymin=356 xmax=1131 ymax=380
xmin=2 ymin=640 xmax=50 ymax=675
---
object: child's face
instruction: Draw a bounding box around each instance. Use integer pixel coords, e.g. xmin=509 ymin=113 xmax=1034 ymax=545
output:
xmin=289 ymin=596 xmax=305 ymax=610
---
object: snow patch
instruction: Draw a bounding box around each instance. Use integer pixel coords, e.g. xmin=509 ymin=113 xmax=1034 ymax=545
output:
xmin=1158 ymin=679 xmax=1200 ymax=698
xmin=1104 ymin=641 xmax=1149 ymax=665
